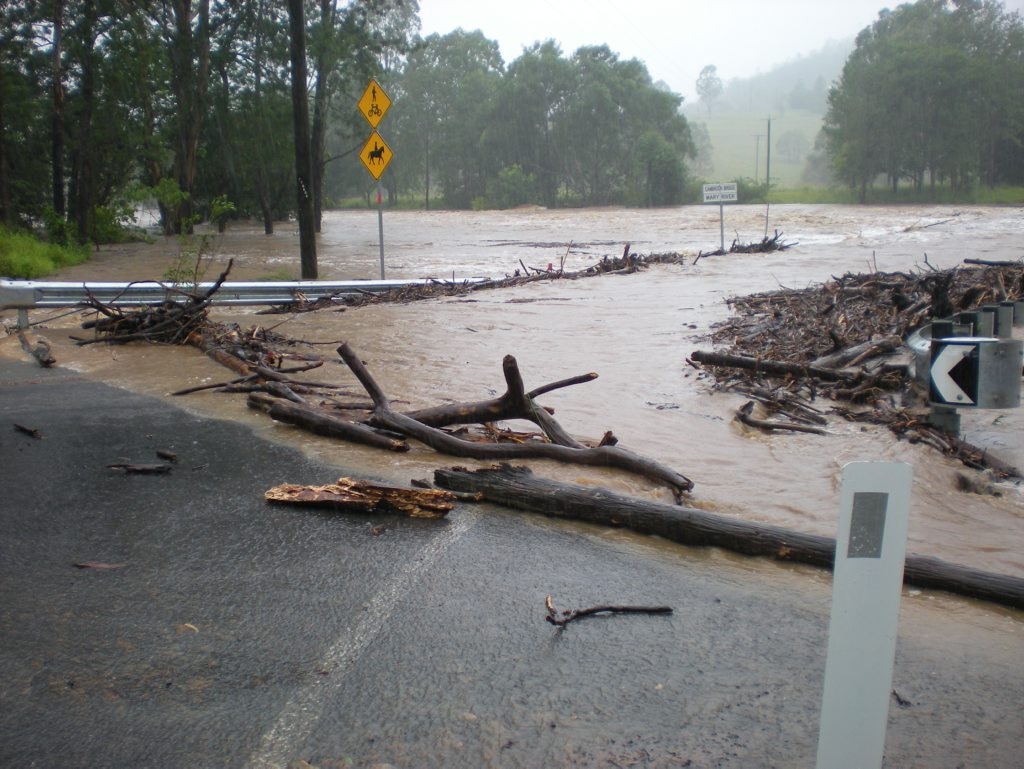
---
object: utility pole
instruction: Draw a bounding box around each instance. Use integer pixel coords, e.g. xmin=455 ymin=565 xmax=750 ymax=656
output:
xmin=287 ymin=0 xmax=318 ymax=279
xmin=753 ymin=135 xmax=761 ymax=184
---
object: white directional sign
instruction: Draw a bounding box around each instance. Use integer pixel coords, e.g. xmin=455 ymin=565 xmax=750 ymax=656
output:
xmin=703 ymin=182 xmax=738 ymax=203
xmin=929 ymin=336 xmax=1022 ymax=409
xmin=930 ymin=342 xmax=977 ymax=405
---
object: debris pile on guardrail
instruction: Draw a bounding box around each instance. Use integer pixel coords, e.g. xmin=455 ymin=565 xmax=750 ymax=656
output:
xmin=688 ymin=260 xmax=1024 ymax=476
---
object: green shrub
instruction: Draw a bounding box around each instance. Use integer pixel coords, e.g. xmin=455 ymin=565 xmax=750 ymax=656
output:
xmin=483 ymin=165 xmax=537 ymax=209
xmin=0 ymin=227 xmax=89 ymax=279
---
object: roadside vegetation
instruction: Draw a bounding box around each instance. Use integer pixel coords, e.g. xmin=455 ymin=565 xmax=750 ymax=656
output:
xmin=0 ymin=227 xmax=88 ymax=279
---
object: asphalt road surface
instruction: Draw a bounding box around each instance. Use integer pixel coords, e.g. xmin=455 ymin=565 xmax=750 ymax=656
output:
xmin=2 ymin=358 xmax=1022 ymax=768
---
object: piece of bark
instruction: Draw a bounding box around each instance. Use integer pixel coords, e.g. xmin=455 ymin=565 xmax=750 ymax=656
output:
xmin=73 ymin=562 xmax=127 ymax=570
xmin=433 ymin=464 xmax=1024 ymax=610
xmin=264 ymin=477 xmax=454 ymax=518
xmin=338 ymin=344 xmax=694 ymax=496
xmin=106 ymin=463 xmax=173 ymax=474
xmin=14 ymin=423 xmax=42 ymax=439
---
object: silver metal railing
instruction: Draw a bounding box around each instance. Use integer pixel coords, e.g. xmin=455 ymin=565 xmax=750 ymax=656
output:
xmin=0 ymin=277 xmax=489 ymax=327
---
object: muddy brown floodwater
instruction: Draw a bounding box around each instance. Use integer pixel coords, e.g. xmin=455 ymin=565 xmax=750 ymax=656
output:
xmin=4 ymin=203 xmax=1024 ymax=766
xmin=7 ymin=204 xmax=1024 ymax=580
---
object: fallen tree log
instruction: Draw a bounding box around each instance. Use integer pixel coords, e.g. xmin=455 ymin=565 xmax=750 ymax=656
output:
xmin=265 ymin=477 xmax=456 ymax=518
xmin=736 ymin=401 xmax=828 ymax=435
xmin=338 ymin=343 xmax=695 ymax=496
xmin=247 ymin=392 xmax=408 ymax=452
xmin=690 ymin=350 xmax=856 ymax=382
xmin=433 ymin=464 xmax=1024 ymax=610
xmin=810 ymin=335 xmax=902 ymax=370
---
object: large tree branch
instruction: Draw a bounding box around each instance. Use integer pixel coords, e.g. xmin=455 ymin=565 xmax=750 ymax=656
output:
xmin=337 ymin=344 xmax=694 ymax=496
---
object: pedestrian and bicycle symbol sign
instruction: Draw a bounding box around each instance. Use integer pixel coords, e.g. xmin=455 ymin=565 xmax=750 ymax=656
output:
xmin=358 ymin=79 xmax=391 ymax=128
xmin=357 ymin=79 xmax=393 ymax=180
xmin=360 ymin=130 xmax=392 ymax=180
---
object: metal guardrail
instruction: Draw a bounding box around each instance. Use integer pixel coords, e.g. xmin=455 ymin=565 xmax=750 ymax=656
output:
xmin=0 ymin=277 xmax=489 ymax=326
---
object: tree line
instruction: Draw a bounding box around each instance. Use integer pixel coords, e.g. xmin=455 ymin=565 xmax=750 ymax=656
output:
xmin=823 ymin=0 xmax=1024 ymax=200
xmin=0 ymin=0 xmax=696 ymax=245
xmin=2 ymin=0 xmax=1022 ymax=249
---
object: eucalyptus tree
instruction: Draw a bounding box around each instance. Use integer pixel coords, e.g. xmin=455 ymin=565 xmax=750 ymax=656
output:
xmin=309 ymin=0 xmax=418 ymax=225
xmin=285 ymin=0 xmax=316 ymax=277
xmin=824 ymin=0 xmax=1024 ymax=199
xmin=555 ymin=45 xmax=692 ymax=205
xmin=202 ymin=0 xmax=292 ymax=233
xmin=0 ymin=0 xmax=50 ymax=226
xmin=150 ymin=0 xmax=211 ymax=233
xmin=695 ymin=64 xmax=722 ymax=114
xmin=492 ymin=40 xmax=573 ymax=207
xmin=399 ymin=30 xmax=503 ymax=209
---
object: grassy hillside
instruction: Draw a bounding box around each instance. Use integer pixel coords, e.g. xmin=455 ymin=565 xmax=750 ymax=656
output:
xmin=689 ymin=108 xmax=824 ymax=188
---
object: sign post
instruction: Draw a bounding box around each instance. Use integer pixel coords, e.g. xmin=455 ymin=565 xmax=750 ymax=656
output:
xmin=702 ymin=183 xmax=738 ymax=251
xmin=357 ymin=80 xmax=392 ymax=279
xmin=816 ymin=462 xmax=912 ymax=769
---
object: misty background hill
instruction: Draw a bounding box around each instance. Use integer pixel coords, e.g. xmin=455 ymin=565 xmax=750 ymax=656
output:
xmin=683 ymin=39 xmax=854 ymax=187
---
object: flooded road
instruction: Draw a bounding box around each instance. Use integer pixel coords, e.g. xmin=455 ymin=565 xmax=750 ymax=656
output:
xmin=4 ymin=204 xmax=1024 ymax=767
xmin=13 ymin=203 xmax=1024 ymax=577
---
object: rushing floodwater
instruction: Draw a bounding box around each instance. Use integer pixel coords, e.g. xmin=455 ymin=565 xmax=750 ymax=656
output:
xmin=6 ymin=203 xmax=1024 ymax=578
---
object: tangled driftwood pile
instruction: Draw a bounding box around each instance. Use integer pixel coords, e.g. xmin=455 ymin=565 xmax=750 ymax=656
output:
xmin=694 ymin=229 xmax=795 ymax=261
xmin=689 ymin=259 xmax=1024 ymax=475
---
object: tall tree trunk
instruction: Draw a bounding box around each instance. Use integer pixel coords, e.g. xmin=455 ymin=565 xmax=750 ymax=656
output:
xmin=251 ymin=0 xmax=274 ymax=235
xmin=310 ymin=0 xmax=336 ymax=233
xmin=0 ymin=67 xmax=12 ymax=227
xmin=214 ymin=65 xmax=241 ymax=210
xmin=168 ymin=0 xmax=210 ymax=235
xmin=51 ymin=0 xmax=65 ymax=216
xmin=424 ymin=133 xmax=431 ymax=210
xmin=287 ymin=0 xmax=318 ymax=278
xmin=73 ymin=0 xmax=97 ymax=245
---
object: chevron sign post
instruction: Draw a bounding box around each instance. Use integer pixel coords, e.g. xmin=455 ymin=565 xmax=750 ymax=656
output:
xmin=929 ymin=337 xmax=1022 ymax=409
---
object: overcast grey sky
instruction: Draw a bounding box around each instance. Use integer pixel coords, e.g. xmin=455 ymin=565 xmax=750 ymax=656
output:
xmin=418 ymin=0 xmax=1024 ymax=104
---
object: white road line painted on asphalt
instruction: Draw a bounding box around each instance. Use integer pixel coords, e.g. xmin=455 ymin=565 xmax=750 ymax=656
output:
xmin=248 ymin=511 xmax=478 ymax=768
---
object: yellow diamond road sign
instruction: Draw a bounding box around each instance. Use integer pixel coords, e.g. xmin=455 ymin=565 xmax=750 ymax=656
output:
xmin=357 ymin=79 xmax=390 ymax=128
xmin=360 ymin=130 xmax=392 ymax=180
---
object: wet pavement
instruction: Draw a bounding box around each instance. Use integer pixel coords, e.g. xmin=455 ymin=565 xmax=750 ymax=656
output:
xmin=2 ymin=356 xmax=1022 ymax=768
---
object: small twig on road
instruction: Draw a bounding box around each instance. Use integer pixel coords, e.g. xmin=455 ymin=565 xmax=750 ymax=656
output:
xmin=544 ymin=594 xmax=672 ymax=627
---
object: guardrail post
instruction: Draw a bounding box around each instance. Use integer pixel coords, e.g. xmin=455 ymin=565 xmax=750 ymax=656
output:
xmin=927 ymin=319 xmax=961 ymax=434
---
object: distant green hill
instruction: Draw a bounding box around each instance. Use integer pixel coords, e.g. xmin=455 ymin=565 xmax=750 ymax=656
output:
xmin=691 ymin=109 xmax=825 ymax=188
xmin=683 ymin=39 xmax=852 ymax=188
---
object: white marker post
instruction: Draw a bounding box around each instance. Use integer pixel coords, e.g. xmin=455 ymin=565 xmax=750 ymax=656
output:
xmin=816 ymin=462 xmax=912 ymax=769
